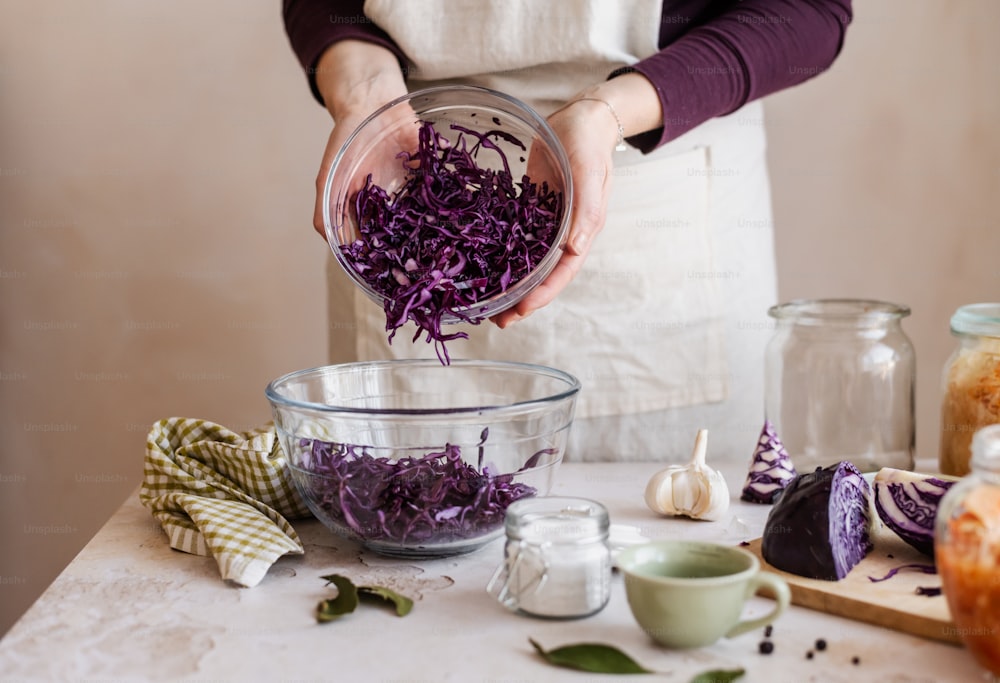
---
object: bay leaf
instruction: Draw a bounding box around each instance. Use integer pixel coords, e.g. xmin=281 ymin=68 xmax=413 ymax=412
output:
xmin=529 ymin=638 xmax=653 ymax=674
xmin=690 ymin=668 xmax=745 ymax=683
xmin=357 ymin=585 xmax=414 ymax=616
xmin=316 ymin=574 xmax=359 ymax=623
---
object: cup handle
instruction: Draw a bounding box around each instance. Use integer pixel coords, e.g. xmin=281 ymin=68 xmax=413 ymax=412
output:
xmin=725 ymin=571 xmax=791 ymax=639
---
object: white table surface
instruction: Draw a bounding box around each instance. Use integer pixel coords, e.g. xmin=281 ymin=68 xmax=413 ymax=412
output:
xmin=0 ymin=462 xmax=988 ymax=683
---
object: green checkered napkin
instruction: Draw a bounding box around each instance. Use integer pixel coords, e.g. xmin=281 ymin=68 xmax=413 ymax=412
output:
xmin=140 ymin=417 xmax=312 ymax=587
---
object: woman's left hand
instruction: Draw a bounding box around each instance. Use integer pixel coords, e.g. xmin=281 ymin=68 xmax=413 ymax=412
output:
xmin=491 ymin=98 xmax=620 ymax=328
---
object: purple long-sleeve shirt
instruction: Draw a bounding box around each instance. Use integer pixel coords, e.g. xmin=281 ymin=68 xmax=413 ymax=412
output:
xmin=282 ymin=0 xmax=852 ymax=152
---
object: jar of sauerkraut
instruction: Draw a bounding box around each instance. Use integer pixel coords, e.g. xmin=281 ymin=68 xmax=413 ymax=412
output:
xmin=935 ymin=424 xmax=1000 ymax=675
xmin=939 ymin=303 xmax=1000 ymax=476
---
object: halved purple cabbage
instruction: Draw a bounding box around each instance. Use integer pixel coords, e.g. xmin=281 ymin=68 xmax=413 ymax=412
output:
xmin=741 ymin=420 xmax=797 ymax=504
xmin=872 ymin=468 xmax=958 ymax=557
xmin=761 ymin=461 xmax=873 ymax=581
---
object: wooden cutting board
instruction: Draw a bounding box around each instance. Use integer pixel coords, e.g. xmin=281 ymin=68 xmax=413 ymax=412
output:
xmin=745 ymin=519 xmax=961 ymax=645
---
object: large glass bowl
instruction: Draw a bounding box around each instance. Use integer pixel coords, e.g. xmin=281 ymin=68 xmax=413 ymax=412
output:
xmin=322 ymin=85 xmax=573 ymax=323
xmin=265 ymin=360 xmax=580 ymax=557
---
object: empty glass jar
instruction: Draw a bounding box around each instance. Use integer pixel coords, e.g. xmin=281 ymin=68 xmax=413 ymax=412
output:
xmin=764 ymin=299 xmax=915 ymax=473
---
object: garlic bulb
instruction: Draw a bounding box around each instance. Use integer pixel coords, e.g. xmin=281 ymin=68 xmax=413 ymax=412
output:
xmin=644 ymin=429 xmax=730 ymax=521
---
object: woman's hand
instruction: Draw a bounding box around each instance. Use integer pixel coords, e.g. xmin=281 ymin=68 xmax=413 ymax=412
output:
xmin=492 ymin=99 xmax=619 ymax=328
xmin=492 ymin=73 xmax=663 ymax=328
xmin=311 ymin=40 xmax=407 ymax=240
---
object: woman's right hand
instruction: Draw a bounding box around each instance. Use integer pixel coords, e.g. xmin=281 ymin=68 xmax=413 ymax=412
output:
xmin=311 ymin=40 xmax=408 ymax=240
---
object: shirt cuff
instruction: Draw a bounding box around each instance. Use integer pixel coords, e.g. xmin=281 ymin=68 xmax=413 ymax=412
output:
xmin=284 ymin=3 xmax=408 ymax=106
xmin=609 ymin=33 xmax=746 ymax=154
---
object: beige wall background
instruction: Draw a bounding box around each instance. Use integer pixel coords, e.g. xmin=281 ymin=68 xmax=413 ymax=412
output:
xmin=1 ymin=1 xmax=997 ymax=636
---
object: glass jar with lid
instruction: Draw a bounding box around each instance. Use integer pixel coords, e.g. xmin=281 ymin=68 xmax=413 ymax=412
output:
xmin=486 ymin=496 xmax=611 ymax=619
xmin=764 ymin=299 xmax=915 ymax=473
xmin=935 ymin=424 xmax=1000 ymax=675
xmin=939 ymin=303 xmax=1000 ymax=476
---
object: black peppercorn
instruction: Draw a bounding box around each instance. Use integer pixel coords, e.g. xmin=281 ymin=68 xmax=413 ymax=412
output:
xmin=852 ymin=656 xmax=861 ymax=665
xmin=806 ymin=651 xmax=814 ymax=660
xmin=759 ymin=640 xmax=774 ymax=655
xmin=764 ymin=624 xmax=773 ymax=638
xmin=815 ymin=638 xmax=828 ymax=651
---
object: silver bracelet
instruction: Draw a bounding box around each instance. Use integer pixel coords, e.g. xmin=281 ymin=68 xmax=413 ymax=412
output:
xmin=574 ymin=97 xmax=627 ymax=152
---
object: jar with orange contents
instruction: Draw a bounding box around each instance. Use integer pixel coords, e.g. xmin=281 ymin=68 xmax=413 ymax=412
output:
xmin=935 ymin=424 xmax=1000 ymax=675
xmin=939 ymin=303 xmax=1000 ymax=476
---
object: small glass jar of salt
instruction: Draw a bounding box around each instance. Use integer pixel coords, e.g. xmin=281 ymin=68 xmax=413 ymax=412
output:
xmin=487 ymin=496 xmax=611 ymax=619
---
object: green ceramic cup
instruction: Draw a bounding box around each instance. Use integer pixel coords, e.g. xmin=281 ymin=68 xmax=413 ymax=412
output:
xmin=617 ymin=540 xmax=791 ymax=649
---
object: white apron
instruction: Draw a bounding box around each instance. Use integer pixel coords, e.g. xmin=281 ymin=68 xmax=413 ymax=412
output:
xmin=327 ymin=0 xmax=779 ymax=463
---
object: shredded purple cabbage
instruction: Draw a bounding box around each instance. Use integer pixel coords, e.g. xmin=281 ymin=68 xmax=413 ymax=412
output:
xmin=296 ymin=436 xmax=551 ymax=546
xmin=867 ymin=563 xmax=937 ymax=583
xmin=341 ymin=120 xmax=565 ymax=363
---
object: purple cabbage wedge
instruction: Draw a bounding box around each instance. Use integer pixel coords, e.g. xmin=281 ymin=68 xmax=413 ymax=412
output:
xmin=741 ymin=420 xmax=797 ymax=504
xmin=341 ymin=120 xmax=565 ymax=364
xmin=297 ymin=436 xmax=549 ymax=546
xmin=761 ymin=461 xmax=873 ymax=581
xmin=872 ymin=468 xmax=958 ymax=557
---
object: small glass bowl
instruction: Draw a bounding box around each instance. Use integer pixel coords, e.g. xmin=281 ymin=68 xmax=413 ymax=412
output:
xmin=265 ymin=359 xmax=581 ymax=557
xmin=321 ymin=85 xmax=573 ymax=322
